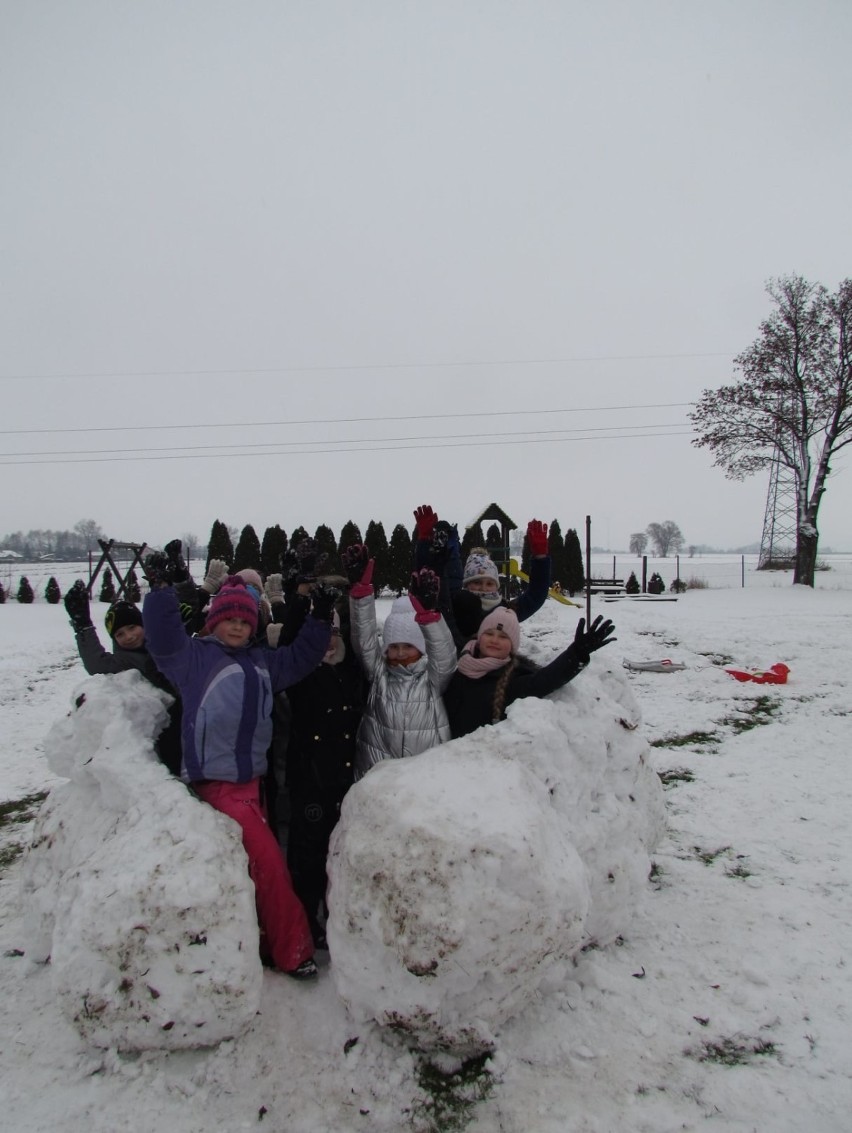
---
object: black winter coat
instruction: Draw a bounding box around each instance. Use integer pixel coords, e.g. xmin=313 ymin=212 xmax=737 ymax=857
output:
xmin=444 ymin=644 xmax=588 ymax=740
xmin=285 ymin=652 xmax=365 ymax=798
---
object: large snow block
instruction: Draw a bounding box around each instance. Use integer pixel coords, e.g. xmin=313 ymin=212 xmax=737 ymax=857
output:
xmin=327 ymin=749 xmax=590 ymax=1055
xmin=327 ymin=664 xmax=664 ymax=1054
xmin=20 ymin=672 xmax=263 ymax=1051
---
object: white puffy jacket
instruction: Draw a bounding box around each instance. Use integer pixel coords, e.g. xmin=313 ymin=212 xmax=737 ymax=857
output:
xmin=350 ymin=594 xmax=456 ymax=779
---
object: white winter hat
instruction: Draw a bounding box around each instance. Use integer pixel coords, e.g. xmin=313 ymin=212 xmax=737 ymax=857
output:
xmin=381 ymin=597 xmax=426 ymax=655
xmin=463 ymin=549 xmax=500 ymax=587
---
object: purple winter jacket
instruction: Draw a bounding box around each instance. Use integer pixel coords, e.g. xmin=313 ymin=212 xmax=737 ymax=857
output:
xmin=143 ymin=586 xmax=330 ymax=784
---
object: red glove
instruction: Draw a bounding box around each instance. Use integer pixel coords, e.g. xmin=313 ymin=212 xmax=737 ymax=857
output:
xmin=349 ymin=558 xmax=375 ymax=599
xmin=527 ymin=519 xmax=548 ymax=557
xmin=409 ymin=592 xmax=441 ymax=624
xmin=414 ymin=504 xmax=438 ymax=541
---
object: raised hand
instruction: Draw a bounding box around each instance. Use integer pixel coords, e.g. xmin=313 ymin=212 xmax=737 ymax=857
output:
xmin=201 ymin=558 xmax=230 ymax=594
xmin=64 ymin=580 xmax=92 ymax=632
xmin=143 ymin=551 xmax=173 ymax=587
xmin=527 ymin=519 xmax=548 ymax=557
xmin=341 ymin=543 xmax=371 ymax=586
xmin=409 ymin=567 xmax=440 ymax=611
xmin=264 ymin=573 xmax=285 ymax=605
xmin=163 ymin=538 xmax=191 ymax=583
xmin=310 ymin=581 xmax=341 ymax=623
xmin=571 ymin=615 xmax=616 ymax=663
xmin=414 ymin=504 xmax=438 ymax=541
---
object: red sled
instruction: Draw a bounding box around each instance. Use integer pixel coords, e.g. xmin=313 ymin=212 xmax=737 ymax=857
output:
xmin=725 ymin=663 xmax=790 ymax=685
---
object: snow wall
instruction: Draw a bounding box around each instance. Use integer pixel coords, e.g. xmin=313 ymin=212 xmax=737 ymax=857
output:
xmin=326 ymin=664 xmax=666 ymax=1055
xmin=19 ymin=659 xmax=664 ymax=1057
xmin=20 ymin=672 xmax=263 ymax=1052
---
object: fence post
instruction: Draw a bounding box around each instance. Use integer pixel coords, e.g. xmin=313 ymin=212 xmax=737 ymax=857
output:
xmin=742 ymin=554 xmax=745 ymax=588
xmin=642 ymin=555 xmax=648 ymax=593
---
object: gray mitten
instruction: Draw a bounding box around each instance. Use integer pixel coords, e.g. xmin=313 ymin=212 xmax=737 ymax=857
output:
xmin=264 ymin=573 xmax=285 ymax=605
xmin=201 ymin=558 xmax=230 ymax=594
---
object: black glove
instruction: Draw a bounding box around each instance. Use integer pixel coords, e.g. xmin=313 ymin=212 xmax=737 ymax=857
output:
xmin=341 ymin=543 xmax=370 ymax=585
xmin=143 ymin=551 xmax=174 ymax=587
xmin=163 ymin=538 xmax=191 ymax=583
xmin=427 ymin=521 xmax=452 ymax=571
xmin=294 ymin=538 xmax=328 ymax=583
xmin=409 ymin=567 xmax=440 ymax=611
xmin=570 ymin=615 xmax=616 ymax=664
xmin=310 ymin=581 xmax=341 ymax=623
xmin=64 ymin=580 xmax=92 ymax=632
xmin=281 ymin=549 xmax=300 ymax=596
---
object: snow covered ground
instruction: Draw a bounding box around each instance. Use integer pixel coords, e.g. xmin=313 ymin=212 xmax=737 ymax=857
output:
xmin=2 ymin=567 xmax=852 ymax=1132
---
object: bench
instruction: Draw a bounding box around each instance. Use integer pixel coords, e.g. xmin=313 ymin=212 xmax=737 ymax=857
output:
xmin=586 ymin=577 xmax=625 ymax=595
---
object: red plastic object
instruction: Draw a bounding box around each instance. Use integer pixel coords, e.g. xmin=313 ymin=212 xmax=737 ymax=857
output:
xmin=725 ymin=663 xmax=789 ymax=685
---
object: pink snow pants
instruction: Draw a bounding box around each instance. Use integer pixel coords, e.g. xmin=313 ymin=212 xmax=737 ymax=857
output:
xmin=194 ymin=778 xmax=314 ymax=973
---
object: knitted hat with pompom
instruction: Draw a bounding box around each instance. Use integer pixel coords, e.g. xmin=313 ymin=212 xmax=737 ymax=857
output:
xmin=206 ymin=576 xmax=259 ymax=635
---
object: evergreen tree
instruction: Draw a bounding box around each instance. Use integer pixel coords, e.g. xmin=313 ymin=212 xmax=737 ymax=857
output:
xmin=99 ymin=568 xmax=116 ymax=603
xmin=290 ymin=525 xmax=310 ymax=551
xmin=386 ymin=524 xmax=413 ymax=595
xmin=337 ymin=520 xmax=362 ymax=558
xmin=233 ymin=524 xmax=262 ymax=574
xmin=17 ymin=576 xmax=35 ymax=604
xmin=461 ymin=522 xmax=485 ymax=561
xmin=45 ymin=576 xmax=61 ymax=604
xmin=548 ymin=519 xmax=565 ymax=587
xmin=206 ymin=519 xmax=234 ymax=571
xmin=648 ymin=571 xmax=666 ymax=595
xmin=0 ymin=580 xmax=6 ymax=604
xmin=261 ymin=525 xmax=288 ymax=576
xmin=364 ymin=519 xmax=390 ymax=593
xmin=314 ymin=524 xmax=340 ymax=575
xmin=127 ymin=569 xmax=141 ymax=602
xmin=625 ymin=571 xmax=641 ymax=594
xmin=564 ymin=528 xmax=585 ymax=596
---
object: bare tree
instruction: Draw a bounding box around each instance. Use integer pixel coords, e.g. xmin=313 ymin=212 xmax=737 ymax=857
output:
xmin=646 ymin=521 xmax=684 ymax=557
xmin=691 ymin=275 xmax=852 ymax=586
xmin=629 ymin=532 xmax=648 ymax=556
xmin=74 ymin=518 xmax=103 ymax=551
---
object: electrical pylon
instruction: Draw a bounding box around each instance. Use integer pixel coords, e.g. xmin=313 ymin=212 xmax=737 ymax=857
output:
xmin=758 ymin=451 xmax=798 ymax=568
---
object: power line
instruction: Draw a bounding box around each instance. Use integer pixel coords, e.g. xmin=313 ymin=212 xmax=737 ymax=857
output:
xmin=2 ymin=421 xmax=690 ymax=461
xmin=0 ymin=428 xmax=694 ymax=467
xmin=0 ymin=351 xmax=733 ymax=383
xmin=0 ymin=401 xmax=696 ymax=437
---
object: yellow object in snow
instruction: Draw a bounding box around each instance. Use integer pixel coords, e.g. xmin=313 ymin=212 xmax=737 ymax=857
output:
xmin=507 ymin=559 xmax=581 ymax=606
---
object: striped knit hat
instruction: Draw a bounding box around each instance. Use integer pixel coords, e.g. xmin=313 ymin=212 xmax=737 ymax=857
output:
xmin=206 ymin=576 xmax=259 ymax=635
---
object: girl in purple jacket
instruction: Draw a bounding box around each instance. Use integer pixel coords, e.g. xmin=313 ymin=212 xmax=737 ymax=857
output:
xmin=143 ymin=569 xmax=334 ymax=980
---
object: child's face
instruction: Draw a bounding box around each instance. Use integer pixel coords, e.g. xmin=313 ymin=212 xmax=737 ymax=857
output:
xmin=113 ymin=624 xmax=145 ymax=650
xmin=465 ymin=577 xmax=499 ymax=594
xmin=478 ymin=628 xmax=513 ymax=661
xmin=213 ymin=618 xmax=253 ymax=647
xmin=386 ymin=642 xmax=423 ymax=667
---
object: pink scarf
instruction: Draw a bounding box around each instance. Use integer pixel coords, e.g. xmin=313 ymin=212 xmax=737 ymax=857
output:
xmin=456 ymin=641 xmax=511 ymax=680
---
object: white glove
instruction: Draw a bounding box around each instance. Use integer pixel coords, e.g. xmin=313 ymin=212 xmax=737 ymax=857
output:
xmin=266 ymin=623 xmax=283 ymax=648
xmin=201 ymin=558 xmax=230 ymax=594
xmin=264 ymin=573 xmax=285 ymax=605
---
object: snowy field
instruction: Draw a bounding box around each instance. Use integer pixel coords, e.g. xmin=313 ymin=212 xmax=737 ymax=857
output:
xmin=1 ymin=566 xmax=852 ymax=1131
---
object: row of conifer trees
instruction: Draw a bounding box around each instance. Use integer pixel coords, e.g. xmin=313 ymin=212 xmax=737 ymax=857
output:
xmin=205 ymin=518 xmax=587 ymax=597
xmin=0 ymin=518 xmax=588 ymax=605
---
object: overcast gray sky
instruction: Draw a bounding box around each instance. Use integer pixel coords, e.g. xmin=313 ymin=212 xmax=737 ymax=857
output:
xmin=2 ymin=1 xmax=851 ymax=553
